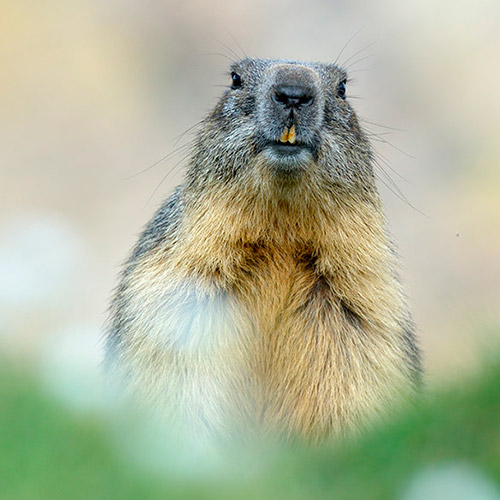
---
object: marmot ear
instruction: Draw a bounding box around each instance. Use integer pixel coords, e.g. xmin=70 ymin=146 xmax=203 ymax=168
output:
xmin=231 ymin=72 xmax=242 ymax=89
xmin=337 ymin=79 xmax=346 ymax=98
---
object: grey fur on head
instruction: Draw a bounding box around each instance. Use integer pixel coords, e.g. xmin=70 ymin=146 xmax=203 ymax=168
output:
xmin=189 ymin=58 xmax=374 ymax=189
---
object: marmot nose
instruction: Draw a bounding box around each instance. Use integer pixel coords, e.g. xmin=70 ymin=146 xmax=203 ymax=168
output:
xmin=272 ymin=85 xmax=314 ymax=109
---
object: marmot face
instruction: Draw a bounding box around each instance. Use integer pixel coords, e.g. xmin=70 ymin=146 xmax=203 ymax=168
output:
xmin=254 ymin=62 xmax=324 ymax=172
xmin=192 ymin=58 xmax=374 ymax=189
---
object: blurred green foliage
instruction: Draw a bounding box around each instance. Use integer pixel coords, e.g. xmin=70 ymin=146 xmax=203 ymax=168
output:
xmin=1 ymin=359 xmax=499 ymax=500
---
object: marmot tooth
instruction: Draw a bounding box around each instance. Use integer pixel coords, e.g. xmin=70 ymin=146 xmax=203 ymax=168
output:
xmin=288 ymin=124 xmax=296 ymax=144
xmin=279 ymin=127 xmax=289 ymax=143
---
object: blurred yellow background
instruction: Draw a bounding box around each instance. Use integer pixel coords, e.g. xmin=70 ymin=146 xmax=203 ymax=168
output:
xmin=1 ymin=0 xmax=499 ymax=410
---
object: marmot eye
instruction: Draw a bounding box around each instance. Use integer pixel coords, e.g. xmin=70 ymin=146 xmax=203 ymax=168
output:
xmin=231 ymin=72 xmax=242 ymax=89
xmin=337 ymin=79 xmax=346 ymax=98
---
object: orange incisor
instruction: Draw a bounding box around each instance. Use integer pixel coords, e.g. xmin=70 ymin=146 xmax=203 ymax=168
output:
xmin=279 ymin=124 xmax=296 ymax=144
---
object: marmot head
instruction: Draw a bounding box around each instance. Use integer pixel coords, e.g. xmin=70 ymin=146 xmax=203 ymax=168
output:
xmin=188 ymin=58 xmax=375 ymax=193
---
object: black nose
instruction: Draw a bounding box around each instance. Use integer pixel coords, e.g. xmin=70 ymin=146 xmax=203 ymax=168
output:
xmin=273 ymin=85 xmax=314 ymax=109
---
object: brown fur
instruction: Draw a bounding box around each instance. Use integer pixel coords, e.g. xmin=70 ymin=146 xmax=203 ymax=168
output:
xmin=106 ymin=58 xmax=421 ymax=443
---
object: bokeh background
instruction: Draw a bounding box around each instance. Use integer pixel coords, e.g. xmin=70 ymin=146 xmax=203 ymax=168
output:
xmin=0 ymin=0 xmax=500 ymax=500
xmin=1 ymin=1 xmax=499 ymax=494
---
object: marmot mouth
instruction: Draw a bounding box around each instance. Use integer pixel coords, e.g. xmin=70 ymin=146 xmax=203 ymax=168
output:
xmin=261 ymin=140 xmax=314 ymax=170
xmin=264 ymin=124 xmax=310 ymax=156
xmin=269 ymin=141 xmax=307 ymax=156
xmin=256 ymin=130 xmax=317 ymax=166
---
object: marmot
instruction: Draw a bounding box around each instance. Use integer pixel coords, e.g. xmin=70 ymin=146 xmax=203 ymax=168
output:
xmin=106 ymin=58 xmax=421 ymax=443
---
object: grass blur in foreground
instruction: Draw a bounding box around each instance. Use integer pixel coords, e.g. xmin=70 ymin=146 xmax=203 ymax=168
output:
xmin=0 ymin=355 xmax=499 ymax=500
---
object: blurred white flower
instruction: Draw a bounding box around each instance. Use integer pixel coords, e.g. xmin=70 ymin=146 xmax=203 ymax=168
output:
xmin=401 ymin=462 xmax=500 ymax=500
xmin=0 ymin=213 xmax=86 ymax=310
xmin=38 ymin=323 xmax=108 ymax=414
